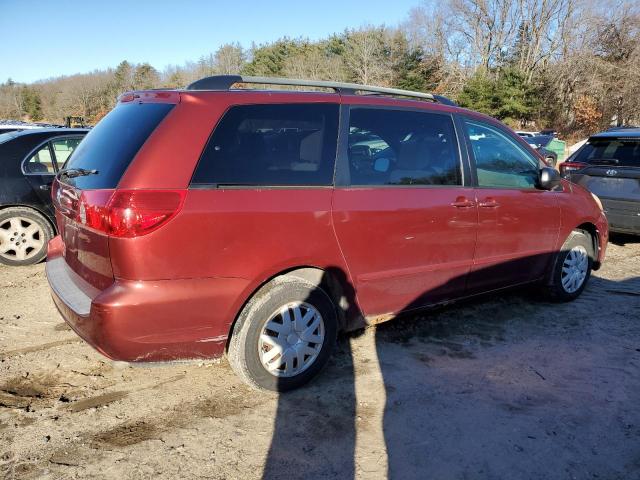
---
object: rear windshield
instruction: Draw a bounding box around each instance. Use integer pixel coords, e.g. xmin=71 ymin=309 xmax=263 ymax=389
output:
xmin=525 ymin=135 xmax=552 ymax=147
xmin=573 ymin=138 xmax=640 ymax=167
xmin=62 ymin=102 xmax=174 ymax=189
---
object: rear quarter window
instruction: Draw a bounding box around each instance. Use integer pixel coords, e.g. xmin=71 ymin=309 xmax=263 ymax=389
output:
xmin=62 ymin=103 xmax=174 ymax=189
xmin=192 ymin=103 xmax=339 ymax=187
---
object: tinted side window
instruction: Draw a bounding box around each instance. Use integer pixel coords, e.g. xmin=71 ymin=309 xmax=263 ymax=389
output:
xmin=64 ymin=103 xmax=174 ymax=189
xmin=25 ymin=143 xmax=55 ymax=174
xmin=464 ymin=119 xmax=539 ymax=189
xmin=192 ymin=104 xmax=339 ymax=186
xmin=348 ymin=108 xmax=461 ymax=186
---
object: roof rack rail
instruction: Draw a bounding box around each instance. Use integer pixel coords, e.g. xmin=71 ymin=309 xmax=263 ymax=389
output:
xmin=185 ymin=75 xmax=457 ymax=105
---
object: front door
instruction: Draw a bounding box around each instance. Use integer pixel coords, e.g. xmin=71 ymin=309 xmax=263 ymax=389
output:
xmin=332 ymin=106 xmax=477 ymax=317
xmin=460 ymin=118 xmax=561 ymax=293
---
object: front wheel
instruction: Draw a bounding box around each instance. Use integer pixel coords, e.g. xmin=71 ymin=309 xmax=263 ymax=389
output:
xmin=227 ymin=276 xmax=338 ymax=391
xmin=545 ymin=230 xmax=593 ymax=302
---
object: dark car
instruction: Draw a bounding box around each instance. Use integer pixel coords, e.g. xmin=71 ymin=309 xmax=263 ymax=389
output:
xmin=46 ymin=76 xmax=606 ymax=391
xmin=0 ymin=128 xmax=88 ymax=265
xmin=525 ymin=135 xmax=558 ymax=166
xmin=561 ymin=128 xmax=640 ymax=235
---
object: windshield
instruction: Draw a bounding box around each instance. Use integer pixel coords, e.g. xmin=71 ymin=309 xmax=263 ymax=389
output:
xmin=573 ymin=138 xmax=640 ymax=167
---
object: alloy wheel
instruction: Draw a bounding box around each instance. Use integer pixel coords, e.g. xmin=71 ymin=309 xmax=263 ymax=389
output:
xmin=0 ymin=217 xmax=45 ymax=262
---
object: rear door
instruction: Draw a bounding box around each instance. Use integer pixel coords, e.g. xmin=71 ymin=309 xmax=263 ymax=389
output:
xmin=23 ymin=140 xmax=58 ymax=215
xmin=569 ymin=137 xmax=640 ymax=233
xmin=461 ymin=117 xmax=560 ymax=293
xmin=24 ymin=136 xmax=84 ymax=212
xmin=332 ymin=106 xmax=477 ymax=316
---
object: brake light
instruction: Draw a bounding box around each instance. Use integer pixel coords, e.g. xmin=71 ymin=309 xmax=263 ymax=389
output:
xmin=560 ymin=161 xmax=588 ymax=174
xmin=54 ymin=182 xmax=185 ymax=238
xmin=104 ymin=190 xmax=185 ymax=237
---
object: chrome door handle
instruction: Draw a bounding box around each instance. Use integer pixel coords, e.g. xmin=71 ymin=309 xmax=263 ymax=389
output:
xmin=451 ymin=197 xmax=476 ymax=208
xmin=479 ymin=198 xmax=499 ymax=208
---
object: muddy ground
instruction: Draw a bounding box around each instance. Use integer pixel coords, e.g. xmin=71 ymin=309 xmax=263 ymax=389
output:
xmin=1 ymin=236 xmax=639 ymax=480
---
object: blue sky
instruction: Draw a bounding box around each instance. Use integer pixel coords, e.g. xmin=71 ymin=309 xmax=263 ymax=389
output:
xmin=1 ymin=0 xmax=420 ymax=83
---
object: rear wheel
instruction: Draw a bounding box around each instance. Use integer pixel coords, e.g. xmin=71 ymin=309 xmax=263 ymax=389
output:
xmin=0 ymin=207 xmax=53 ymax=266
xmin=546 ymin=229 xmax=593 ymax=301
xmin=228 ymin=276 xmax=338 ymax=391
xmin=545 ymin=155 xmax=557 ymax=168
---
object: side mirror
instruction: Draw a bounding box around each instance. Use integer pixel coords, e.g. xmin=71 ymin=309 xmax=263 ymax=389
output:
xmin=538 ymin=167 xmax=561 ymax=190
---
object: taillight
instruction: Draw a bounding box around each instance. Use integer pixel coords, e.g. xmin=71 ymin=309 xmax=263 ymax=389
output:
xmin=54 ymin=182 xmax=185 ymax=238
xmin=560 ymin=161 xmax=588 ymax=174
xmin=104 ymin=190 xmax=185 ymax=237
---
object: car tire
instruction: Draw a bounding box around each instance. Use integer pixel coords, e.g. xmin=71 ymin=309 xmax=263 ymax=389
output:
xmin=228 ymin=275 xmax=338 ymax=392
xmin=545 ymin=156 xmax=557 ymax=168
xmin=0 ymin=207 xmax=54 ymax=266
xmin=545 ymin=229 xmax=593 ymax=302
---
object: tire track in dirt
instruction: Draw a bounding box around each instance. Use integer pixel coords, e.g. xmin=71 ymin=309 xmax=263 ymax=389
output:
xmin=1 ymin=338 xmax=83 ymax=358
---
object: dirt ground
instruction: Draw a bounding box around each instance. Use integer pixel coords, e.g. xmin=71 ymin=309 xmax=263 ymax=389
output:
xmin=1 ymin=236 xmax=639 ymax=480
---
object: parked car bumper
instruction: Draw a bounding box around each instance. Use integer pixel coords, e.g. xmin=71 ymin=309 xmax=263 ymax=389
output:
xmin=602 ymin=198 xmax=640 ymax=235
xmin=46 ymin=236 xmax=250 ymax=362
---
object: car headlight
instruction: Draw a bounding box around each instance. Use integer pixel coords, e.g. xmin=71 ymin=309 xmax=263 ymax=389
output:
xmin=591 ymin=192 xmax=604 ymax=211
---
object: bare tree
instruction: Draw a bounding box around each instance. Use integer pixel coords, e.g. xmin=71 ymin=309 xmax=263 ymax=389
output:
xmin=343 ymin=26 xmax=392 ymax=85
xmin=214 ymin=43 xmax=246 ymax=74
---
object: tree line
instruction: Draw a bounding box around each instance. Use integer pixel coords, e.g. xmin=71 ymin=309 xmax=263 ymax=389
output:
xmin=1 ymin=0 xmax=638 ymax=140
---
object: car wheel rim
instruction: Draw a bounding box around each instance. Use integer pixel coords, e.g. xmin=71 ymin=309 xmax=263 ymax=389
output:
xmin=0 ymin=216 xmax=45 ymax=262
xmin=259 ymin=301 xmax=325 ymax=378
xmin=561 ymin=245 xmax=589 ymax=294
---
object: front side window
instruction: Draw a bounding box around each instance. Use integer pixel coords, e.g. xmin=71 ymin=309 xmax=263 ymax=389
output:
xmin=192 ymin=103 xmax=339 ymax=186
xmin=347 ymin=108 xmax=461 ymax=186
xmin=25 ymin=143 xmax=55 ymax=174
xmin=464 ymin=119 xmax=540 ymax=189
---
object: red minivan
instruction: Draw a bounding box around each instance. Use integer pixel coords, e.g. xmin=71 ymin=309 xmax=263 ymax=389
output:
xmin=46 ymin=76 xmax=608 ymax=391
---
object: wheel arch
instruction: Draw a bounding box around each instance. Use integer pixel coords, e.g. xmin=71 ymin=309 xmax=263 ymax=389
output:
xmin=575 ymin=222 xmax=600 ymax=270
xmin=0 ymin=203 xmax=57 ymax=234
xmin=225 ymin=265 xmax=363 ymax=352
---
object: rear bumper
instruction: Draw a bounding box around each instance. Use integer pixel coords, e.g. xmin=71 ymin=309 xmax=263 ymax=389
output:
xmin=46 ymin=238 xmax=250 ymax=362
xmin=602 ymin=198 xmax=640 ymax=234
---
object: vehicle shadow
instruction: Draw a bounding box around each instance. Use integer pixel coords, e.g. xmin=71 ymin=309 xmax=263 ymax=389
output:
xmin=263 ymin=259 xmax=640 ymax=479
xmin=609 ymin=232 xmax=640 ymax=246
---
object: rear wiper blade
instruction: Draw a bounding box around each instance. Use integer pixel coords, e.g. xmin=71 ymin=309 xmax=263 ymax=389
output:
xmin=56 ymin=167 xmax=99 ymax=179
xmin=589 ymin=158 xmax=619 ymax=165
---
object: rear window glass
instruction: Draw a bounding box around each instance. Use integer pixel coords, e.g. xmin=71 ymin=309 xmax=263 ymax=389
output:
xmin=525 ymin=135 xmax=552 ymax=147
xmin=62 ymin=103 xmax=174 ymax=189
xmin=574 ymin=139 xmax=640 ymax=167
xmin=192 ymin=103 xmax=339 ymax=186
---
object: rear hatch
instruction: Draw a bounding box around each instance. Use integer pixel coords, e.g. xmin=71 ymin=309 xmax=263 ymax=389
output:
xmin=52 ymin=94 xmax=177 ymax=292
xmin=564 ymin=135 xmax=640 ymax=229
